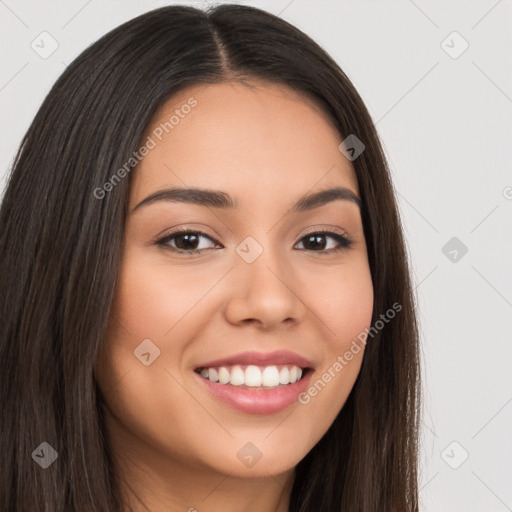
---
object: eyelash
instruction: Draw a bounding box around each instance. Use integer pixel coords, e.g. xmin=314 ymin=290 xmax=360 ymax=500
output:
xmin=155 ymin=228 xmax=354 ymax=255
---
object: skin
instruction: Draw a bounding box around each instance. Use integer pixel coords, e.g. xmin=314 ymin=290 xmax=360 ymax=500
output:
xmin=95 ymin=80 xmax=374 ymax=512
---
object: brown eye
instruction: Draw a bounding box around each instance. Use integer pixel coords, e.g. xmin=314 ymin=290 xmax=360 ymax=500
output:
xmin=295 ymin=231 xmax=353 ymax=253
xmin=155 ymin=229 xmax=353 ymax=255
xmin=156 ymin=230 xmax=220 ymax=253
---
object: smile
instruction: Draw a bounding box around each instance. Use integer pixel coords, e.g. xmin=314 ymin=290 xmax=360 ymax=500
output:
xmin=195 ymin=364 xmax=305 ymax=389
xmin=192 ymin=350 xmax=315 ymax=414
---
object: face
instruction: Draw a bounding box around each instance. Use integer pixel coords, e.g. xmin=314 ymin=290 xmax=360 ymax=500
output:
xmin=95 ymin=80 xmax=374 ymax=482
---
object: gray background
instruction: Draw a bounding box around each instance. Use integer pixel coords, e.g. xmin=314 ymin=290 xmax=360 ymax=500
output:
xmin=1 ymin=1 xmax=511 ymax=510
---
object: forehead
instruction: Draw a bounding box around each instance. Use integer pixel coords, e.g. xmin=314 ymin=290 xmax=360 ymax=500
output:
xmin=130 ymin=81 xmax=358 ymax=208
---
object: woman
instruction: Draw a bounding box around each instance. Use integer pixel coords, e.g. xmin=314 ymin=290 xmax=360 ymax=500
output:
xmin=0 ymin=4 xmax=421 ymax=511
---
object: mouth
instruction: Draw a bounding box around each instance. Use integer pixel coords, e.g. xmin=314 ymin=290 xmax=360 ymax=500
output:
xmin=194 ymin=364 xmax=312 ymax=390
xmin=192 ymin=351 xmax=315 ymax=415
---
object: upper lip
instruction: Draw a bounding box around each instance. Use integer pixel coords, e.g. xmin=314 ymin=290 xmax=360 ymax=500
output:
xmin=194 ymin=350 xmax=314 ymax=370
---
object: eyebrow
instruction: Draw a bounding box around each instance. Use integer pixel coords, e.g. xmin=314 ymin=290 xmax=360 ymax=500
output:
xmin=131 ymin=186 xmax=362 ymax=214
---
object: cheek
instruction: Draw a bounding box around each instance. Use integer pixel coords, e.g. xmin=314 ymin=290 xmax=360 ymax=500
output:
xmin=108 ymin=252 xmax=218 ymax=340
xmin=326 ymin=277 xmax=374 ymax=346
xmin=302 ymin=257 xmax=374 ymax=350
xmin=294 ymin=259 xmax=373 ymax=420
xmin=95 ymin=265 xmax=214 ymax=464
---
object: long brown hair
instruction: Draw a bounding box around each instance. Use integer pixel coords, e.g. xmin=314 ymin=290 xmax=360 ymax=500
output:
xmin=0 ymin=5 xmax=421 ymax=511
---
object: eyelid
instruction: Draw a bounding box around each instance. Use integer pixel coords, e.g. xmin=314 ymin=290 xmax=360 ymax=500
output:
xmin=298 ymin=225 xmax=349 ymax=239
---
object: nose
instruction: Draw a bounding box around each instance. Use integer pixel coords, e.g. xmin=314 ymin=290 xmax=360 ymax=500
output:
xmin=223 ymin=244 xmax=307 ymax=331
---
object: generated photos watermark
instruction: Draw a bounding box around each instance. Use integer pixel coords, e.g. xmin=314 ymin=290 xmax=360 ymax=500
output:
xmin=93 ymin=97 xmax=198 ymax=200
xmin=298 ymin=301 xmax=402 ymax=404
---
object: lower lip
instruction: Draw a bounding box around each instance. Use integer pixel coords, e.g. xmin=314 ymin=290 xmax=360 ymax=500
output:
xmin=193 ymin=369 xmax=313 ymax=415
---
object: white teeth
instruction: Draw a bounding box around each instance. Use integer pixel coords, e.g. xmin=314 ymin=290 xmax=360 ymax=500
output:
xmin=198 ymin=364 xmax=305 ymax=387
xmin=245 ymin=365 xmax=262 ymax=386
xmin=218 ymin=367 xmax=230 ymax=384
xmin=229 ymin=365 xmax=245 ymax=386
xmin=262 ymin=366 xmax=280 ymax=387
